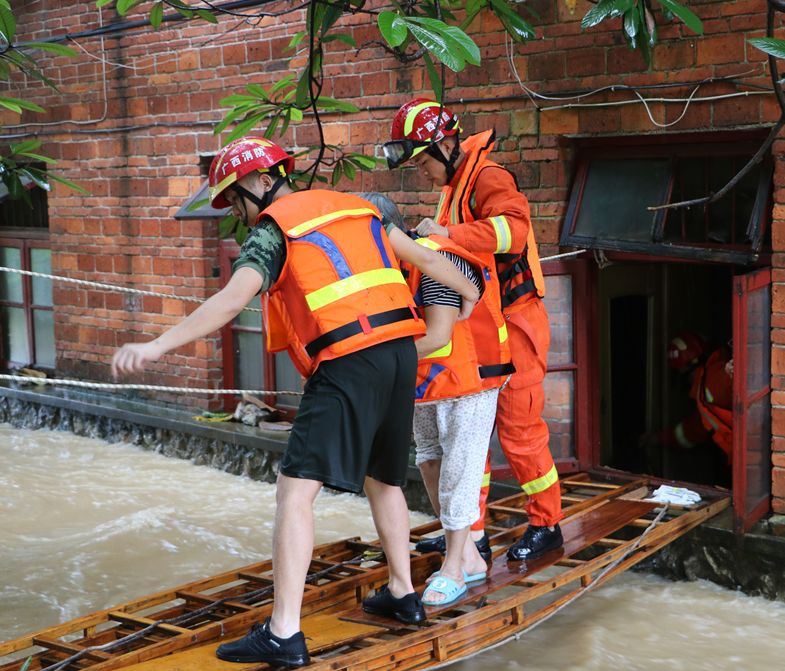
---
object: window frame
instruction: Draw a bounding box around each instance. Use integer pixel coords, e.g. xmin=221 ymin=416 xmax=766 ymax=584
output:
xmin=561 ymin=131 xmax=773 ymax=265
xmin=0 ymin=230 xmax=54 ymax=370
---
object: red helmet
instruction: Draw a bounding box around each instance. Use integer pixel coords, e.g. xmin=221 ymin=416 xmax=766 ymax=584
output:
xmin=208 ymin=137 xmax=295 ymax=208
xmin=384 ymin=99 xmax=460 ymax=169
xmin=667 ymin=332 xmax=708 ymax=371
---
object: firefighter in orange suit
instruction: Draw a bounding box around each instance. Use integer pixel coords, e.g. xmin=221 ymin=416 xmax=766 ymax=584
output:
xmin=657 ymin=333 xmax=734 ymax=466
xmin=111 ymin=137 xmax=480 ymax=667
xmin=384 ymin=100 xmax=563 ymax=561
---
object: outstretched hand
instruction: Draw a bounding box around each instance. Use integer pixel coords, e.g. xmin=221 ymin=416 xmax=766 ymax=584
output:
xmin=111 ymin=341 xmax=165 ymax=378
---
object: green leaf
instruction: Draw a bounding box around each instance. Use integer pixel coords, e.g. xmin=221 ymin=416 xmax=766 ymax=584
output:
xmin=225 ymin=112 xmax=268 ymax=143
xmin=10 ymin=139 xmax=42 ymax=155
xmin=423 ymin=53 xmax=443 ymax=101
xmin=117 ymin=0 xmax=141 ymax=16
xmin=624 ymin=8 xmax=640 ymax=43
xmin=269 ymin=74 xmax=296 ymax=95
xmin=0 ymin=6 xmax=16 ymax=43
xmin=16 ymin=152 xmax=56 ymax=164
xmin=749 ymin=37 xmax=785 ymax=60
xmin=0 ymin=0 xmax=11 ymax=9
xmin=316 ymin=96 xmax=359 ymax=113
xmin=0 ymin=96 xmax=44 ymax=113
xmin=331 ymin=162 xmax=343 ymax=186
xmin=246 ymin=83 xmax=270 ymax=101
xmin=405 ymin=20 xmax=464 ymax=71
xmin=196 ymin=9 xmax=218 ymax=24
xmin=287 ymin=31 xmax=306 ymax=50
xmin=150 ymin=2 xmax=164 ymax=29
xmin=19 ymin=167 xmax=50 ymax=190
xmin=295 ymin=67 xmax=311 ymax=108
xmin=23 ymin=41 xmax=77 ymax=57
xmin=322 ymin=33 xmax=356 ymax=47
xmin=440 ymin=24 xmax=480 ymax=65
xmin=348 ymin=153 xmax=378 ymax=169
xmin=46 ymin=172 xmax=89 ymax=194
xmin=0 ymin=97 xmax=21 ymax=113
xmin=378 ymin=12 xmax=408 ymax=48
xmin=488 ymin=0 xmax=536 ymax=42
xmin=581 ymin=0 xmax=634 ymax=30
xmin=218 ymin=213 xmax=237 ymax=238
xmin=657 ymin=0 xmax=703 ymax=35
xmin=343 ymin=161 xmax=356 ymax=180
xmin=96 ymin=0 xmax=115 ymax=7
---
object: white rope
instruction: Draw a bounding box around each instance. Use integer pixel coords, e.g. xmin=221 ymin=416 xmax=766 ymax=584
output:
xmin=540 ymin=249 xmax=586 ymax=262
xmin=0 ymin=374 xmax=303 ymax=396
xmin=0 ymin=266 xmax=263 ymax=313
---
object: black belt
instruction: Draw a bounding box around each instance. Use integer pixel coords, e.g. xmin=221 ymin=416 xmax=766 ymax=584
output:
xmin=501 ymin=281 xmax=537 ymax=308
xmin=479 ymin=363 xmax=516 ymax=378
xmin=305 ymin=307 xmax=417 ymax=358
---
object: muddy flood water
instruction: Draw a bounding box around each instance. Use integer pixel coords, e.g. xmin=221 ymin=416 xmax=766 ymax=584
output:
xmin=2 ymin=423 xmax=784 ymax=670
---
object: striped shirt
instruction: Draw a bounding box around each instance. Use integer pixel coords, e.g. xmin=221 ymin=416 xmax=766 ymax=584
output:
xmin=420 ymin=252 xmax=483 ymax=309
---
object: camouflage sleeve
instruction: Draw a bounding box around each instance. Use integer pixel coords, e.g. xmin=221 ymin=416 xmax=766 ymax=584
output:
xmin=231 ymin=217 xmax=286 ymax=293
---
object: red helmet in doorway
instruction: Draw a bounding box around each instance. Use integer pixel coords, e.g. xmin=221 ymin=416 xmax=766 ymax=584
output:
xmin=208 ymin=137 xmax=295 ymax=208
xmin=667 ymin=331 xmax=708 ymax=372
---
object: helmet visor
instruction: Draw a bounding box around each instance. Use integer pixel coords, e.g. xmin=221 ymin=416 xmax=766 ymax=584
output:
xmin=383 ymin=139 xmax=430 ymax=169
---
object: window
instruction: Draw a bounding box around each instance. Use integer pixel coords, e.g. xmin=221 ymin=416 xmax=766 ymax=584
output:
xmin=218 ymin=239 xmax=303 ymax=414
xmin=561 ymin=133 xmax=772 ymax=264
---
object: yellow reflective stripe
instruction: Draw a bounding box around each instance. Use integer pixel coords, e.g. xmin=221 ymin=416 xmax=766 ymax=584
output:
xmin=404 ymin=101 xmax=439 ymax=136
xmin=705 ymin=387 xmax=715 ymax=404
xmin=424 ymin=340 xmax=452 ymax=359
xmin=288 ymin=208 xmax=377 ymax=237
xmin=498 ymin=323 xmax=508 ymax=343
xmin=481 ymin=472 xmax=491 ymax=487
xmin=435 ymin=191 xmax=448 ymax=223
xmin=520 ymin=464 xmax=558 ymax=495
xmin=210 ymin=172 xmax=237 ymax=200
xmin=416 ymin=238 xmax=442 ymax=251
xmin=305 ymin=268 xmax=406 ymax=311
xmin=491 ymin=215 xmax=512 ymax=253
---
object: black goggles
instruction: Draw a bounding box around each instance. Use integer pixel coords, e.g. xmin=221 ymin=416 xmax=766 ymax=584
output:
xmin=383 ymin=139 xmax=432 ymax=169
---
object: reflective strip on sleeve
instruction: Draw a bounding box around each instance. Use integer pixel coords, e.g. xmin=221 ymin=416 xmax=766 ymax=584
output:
xmin=416 ymin=238 xmax=442 ymax=251
xmin=520 ymin=463 xmax=558 ymax=495
xmin=499 ymin=323 xmax=508 ymax=343
xmin=288 ymin=208 xmax=378 ymax=237
xmin=674 ymin=423 xmax=695 ymax=449
xmin=423 ymin=340 xmax=453 ymax=359
xmin=491 ymin=215 xmax=512 ymax=254
xmin=305 ymin=268 xmax=407 ymax=311
xmin=481 ymin=472 xmax=491 ymax=487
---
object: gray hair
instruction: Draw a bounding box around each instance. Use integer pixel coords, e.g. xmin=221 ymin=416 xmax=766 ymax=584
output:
xmin=356 ymin=192 xmax=406 ymax=231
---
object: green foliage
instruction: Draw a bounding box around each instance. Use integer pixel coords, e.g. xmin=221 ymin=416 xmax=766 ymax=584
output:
xmin=749 ymin=37 xmax=785 ymax=61
xmin=580 ymin=0 xmax=702 ymax=62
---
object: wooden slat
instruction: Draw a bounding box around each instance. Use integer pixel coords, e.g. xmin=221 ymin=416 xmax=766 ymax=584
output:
xmin=108 ymin=612 xmax=191 ymax=636
xmin=31 ymin=637 xmax=112 ymax=661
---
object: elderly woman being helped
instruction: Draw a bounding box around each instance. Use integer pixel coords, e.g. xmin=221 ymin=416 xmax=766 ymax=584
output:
xmin=359 ymin=192 xmax=513 ymax=606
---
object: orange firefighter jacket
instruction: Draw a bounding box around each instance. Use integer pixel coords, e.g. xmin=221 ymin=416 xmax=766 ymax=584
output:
xmin=435 ymin=129 xmax=546 ymax=315
xmin=403 ymin=235 xmax=514 ymax=402
xmin=261 ymin=190 xmax=425 ymax=377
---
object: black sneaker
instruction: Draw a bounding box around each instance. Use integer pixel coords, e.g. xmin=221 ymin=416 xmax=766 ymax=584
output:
xmin=215 ymin=617 xmax=310 ymax=667
xmin=414 ymin=533 xmax=492 ymax=562
xmin=506 ymin=524 xmax=563 ymax=561
xmin=362 ymin=584 xmax=426 ymax=624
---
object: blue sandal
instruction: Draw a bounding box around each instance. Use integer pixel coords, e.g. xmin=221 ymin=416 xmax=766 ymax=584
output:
xmin=422 ymin=576 xmax=468 ymax=606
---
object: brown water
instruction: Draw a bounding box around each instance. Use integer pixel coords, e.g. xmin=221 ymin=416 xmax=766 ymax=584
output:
xmin=2 ymin=424 xmax=783 ymax=670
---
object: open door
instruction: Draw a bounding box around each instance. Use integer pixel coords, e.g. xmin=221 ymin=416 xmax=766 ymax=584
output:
xmin=732 ymin=267 xmax=772 ymax=532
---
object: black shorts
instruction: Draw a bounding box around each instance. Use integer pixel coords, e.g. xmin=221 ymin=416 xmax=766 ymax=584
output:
xmin=279 ymin=336 xmax=417 ymax=493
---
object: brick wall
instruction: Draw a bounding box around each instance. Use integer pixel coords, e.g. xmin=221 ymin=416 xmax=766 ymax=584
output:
xmin=9 ymin=0 xmax=783 ymax=501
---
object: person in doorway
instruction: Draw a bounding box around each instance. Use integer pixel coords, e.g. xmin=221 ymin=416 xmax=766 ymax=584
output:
xmin=383 ymin=99 xmax=563 ymax=562
xmin=644 ymin=332 xmax=733 ymax=480
xmin=359 ymin=192 xmax=508 ymax=605
xmin=110 ymin=137 xmax=480 ymax=668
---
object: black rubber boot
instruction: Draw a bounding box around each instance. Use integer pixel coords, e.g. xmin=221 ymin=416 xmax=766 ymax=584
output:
xmin=215 ymin=617 xmax=310 ymax=667
xmin=414 ymin=533 xmax=492 ymax=562
xmin=506 ymin=524 xmax=563 ymax=561
xmin=362 ymin=584 xmax=426 ymax=624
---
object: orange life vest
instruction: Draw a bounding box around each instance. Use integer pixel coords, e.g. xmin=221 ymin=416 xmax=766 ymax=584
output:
xmin=692 ymin=348 xmax=733 ymax=460
xmin=435 ymin=129 xmax=546 ymax=315
xmin=261 ymin=190 xmax=424 ymax=377
xmin=403 ymin=235 xmax=514 ymax=402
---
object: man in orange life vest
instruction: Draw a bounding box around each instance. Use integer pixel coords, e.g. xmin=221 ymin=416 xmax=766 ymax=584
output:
xmin=649 ymin=332 xmax=733 ymax=476
xmin=111 ymin=137 xmax=480 ymax=667
xmin=384 ymin=100 xmax=563 ymax=561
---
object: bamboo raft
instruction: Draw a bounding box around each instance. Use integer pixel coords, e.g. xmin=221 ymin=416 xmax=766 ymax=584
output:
xmin=0 ymin=474 xmax=729 ymax=671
